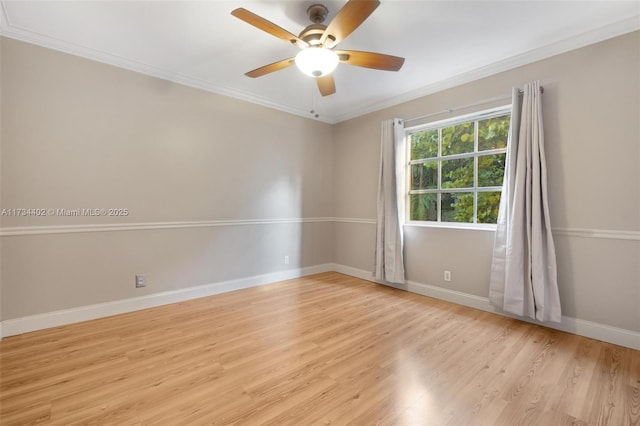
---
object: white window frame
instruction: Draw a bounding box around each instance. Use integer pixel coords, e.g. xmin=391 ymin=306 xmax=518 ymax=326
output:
xmin=404 ymin=105 xmax=511 ymax=229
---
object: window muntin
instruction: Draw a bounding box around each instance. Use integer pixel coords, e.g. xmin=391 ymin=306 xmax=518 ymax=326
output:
xmin=407 ymin=106 xmax=511 ymax=225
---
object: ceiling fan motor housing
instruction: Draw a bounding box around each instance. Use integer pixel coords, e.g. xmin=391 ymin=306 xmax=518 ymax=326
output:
xmin=299 ymin=24 xmax=326 ymax=46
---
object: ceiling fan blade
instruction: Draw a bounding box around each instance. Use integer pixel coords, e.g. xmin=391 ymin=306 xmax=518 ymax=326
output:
xmin=231 ymin=8 xmax=308 ymax=48
xmin=245 ymin=58 xmax=295 ymax=78
xmin=316 ymin=75 xmax=336 ymax=96
xmin=320 ymin=0 xmax=380 ymax=47
xmin=336 ymin=50 xmax=405 ymax=71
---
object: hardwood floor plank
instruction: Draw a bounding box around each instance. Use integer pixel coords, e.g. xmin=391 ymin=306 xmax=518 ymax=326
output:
xmin=582 ymin=344 xmax=625 ymax=425
xmin=1 ymin=272 xmax=638 ymax=425
xmin=550 ymin=336 xmax=599 ymax=421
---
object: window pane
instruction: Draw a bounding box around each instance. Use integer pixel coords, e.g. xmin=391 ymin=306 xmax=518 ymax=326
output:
xmin=441 ymin=122 xmax=474 ymax=156
xmin=411 ymin=162 xmax=437 ymax=190
xmin=410 ymin=194 xmax=437 ymax=221
xmin=442 ymin=157 xmax=473 ymax=189
xmin=478 ymin=153 xmax=506 ymax=187
xmin=478 ymin=114 xmax=510 ymax=151
xmin=411 ymin=130 xmax=438 ymax=160
xmin=406 ymin=107 xmax=510 ymax=224
xmin=477 ymin=191 xmax=502 ymax=223
xmin=442 ymin=192 xmax=473 ymax=223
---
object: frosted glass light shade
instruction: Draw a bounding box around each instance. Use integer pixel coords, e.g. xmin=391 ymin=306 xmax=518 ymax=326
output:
xmin=295 ymin=48 xmax=339 ymax=77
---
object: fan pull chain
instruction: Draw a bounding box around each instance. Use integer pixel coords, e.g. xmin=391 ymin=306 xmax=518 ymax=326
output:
xmin=310 ymin=80 xmax=320 ymax=119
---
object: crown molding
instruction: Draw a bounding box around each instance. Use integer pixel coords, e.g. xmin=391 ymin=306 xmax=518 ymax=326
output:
xmin=0 ymin=3 xmax=336 ymax=124
xmin=1 ymin=3 xmax=638 ymax=125
xmin=332 ymin=16 xmax=640 ymax=123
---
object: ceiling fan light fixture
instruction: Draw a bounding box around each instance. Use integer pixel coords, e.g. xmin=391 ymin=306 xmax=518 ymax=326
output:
xmin=295 ymin=48 xmax=339 ymax=77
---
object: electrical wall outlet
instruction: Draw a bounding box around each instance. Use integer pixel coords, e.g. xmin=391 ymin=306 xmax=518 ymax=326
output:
xmin=135 ymin=274 xmax=147 ymax=288
xmin=284 ymin=255 xmax=290 ymax=265
xmin=444 ymin=270 xmax=451 ymax=282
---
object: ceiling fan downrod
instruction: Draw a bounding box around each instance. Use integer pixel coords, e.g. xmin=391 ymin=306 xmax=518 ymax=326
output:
xmin=307 ymin=4 xmax=329 ymax=24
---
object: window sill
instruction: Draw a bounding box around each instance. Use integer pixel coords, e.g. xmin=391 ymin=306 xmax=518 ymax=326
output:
xmin=404 ymin=221 xmax=497 ymax=232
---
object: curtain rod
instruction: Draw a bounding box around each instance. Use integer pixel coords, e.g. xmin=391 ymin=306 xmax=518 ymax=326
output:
xmin=403 ymin=86 xmax=544 ymax=125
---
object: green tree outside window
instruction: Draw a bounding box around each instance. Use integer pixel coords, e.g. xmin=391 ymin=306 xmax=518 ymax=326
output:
xmin=408 ymin=110 xmax=510 ymax=224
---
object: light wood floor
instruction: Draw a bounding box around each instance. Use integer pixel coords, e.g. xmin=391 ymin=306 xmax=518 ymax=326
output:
xmin=1 ymin=272 xmax=638 ymax=425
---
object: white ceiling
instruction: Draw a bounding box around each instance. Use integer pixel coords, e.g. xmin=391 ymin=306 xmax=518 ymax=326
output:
xmin=1 ymin=1 xmax=638 ymax=123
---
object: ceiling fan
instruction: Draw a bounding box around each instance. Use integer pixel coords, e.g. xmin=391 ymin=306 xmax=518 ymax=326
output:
xmin=231 ymin=0 xmax=405 ymax=96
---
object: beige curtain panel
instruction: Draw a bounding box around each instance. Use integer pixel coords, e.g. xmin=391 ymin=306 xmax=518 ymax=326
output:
xmin=374 ymin=118 xmax=406 ymax=284
xmin=489 ymin=81 xmax=561 ymax=323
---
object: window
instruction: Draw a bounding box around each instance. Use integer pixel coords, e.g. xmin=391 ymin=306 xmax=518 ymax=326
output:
xmin=406 ymin=106 xmax=511 ymax=225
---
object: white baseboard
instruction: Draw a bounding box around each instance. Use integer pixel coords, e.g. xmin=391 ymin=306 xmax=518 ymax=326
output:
xmin=331 ymin=264 xmax=640 ymax=350
xmin=0 ymin=264 xmax=334 ymax=339
xmin=2 ymin=262 xmax=638 ymax=350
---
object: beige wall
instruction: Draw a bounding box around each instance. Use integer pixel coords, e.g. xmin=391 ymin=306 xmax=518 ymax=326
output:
xmin=0 ymin=38 xmax=3 ymax=325
xmin=333 ymin=31 xmax=640 ymax=332
xmin=1 ymin=32 xmax=639 ymax=335
xmin=0 ymin=38 xmax=334 ymax=319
